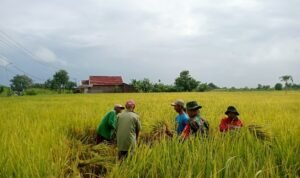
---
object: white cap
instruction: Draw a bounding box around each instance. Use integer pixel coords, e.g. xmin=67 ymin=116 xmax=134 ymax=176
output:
xmin=171 ymin=99 xmax=184 ymax=107
xmin=114 ymin=104 xmax=125 ymax=109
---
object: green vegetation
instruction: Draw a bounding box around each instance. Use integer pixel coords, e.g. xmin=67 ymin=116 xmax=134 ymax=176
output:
xmin=2 ymin=69 xmax=77 ymax=96
xmin=130 ymin=71 xmax=300 ymax=93
xmin=0 ymin=92 xmax=299 ymax=177
xmin=10 ymin=74 xmax=33 ymax=95
xmin=44 ymin=69 xmax=77 ymax=93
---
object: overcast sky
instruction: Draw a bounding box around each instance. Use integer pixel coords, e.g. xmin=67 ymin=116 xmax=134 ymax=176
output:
xmin=0 ymin=0 xmax=299 ymax=87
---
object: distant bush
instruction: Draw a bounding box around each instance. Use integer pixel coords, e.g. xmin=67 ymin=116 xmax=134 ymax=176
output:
xmin=274 ymin=83 xmax=283 ymax=90
xmin=25 ymin=89 xmax=38 ymax=96
xmin=6 ymin=90 xmax=15 ymax=97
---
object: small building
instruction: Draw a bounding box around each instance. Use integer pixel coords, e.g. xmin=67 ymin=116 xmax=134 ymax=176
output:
xmin=79 ymin=76 xmax=135 ymax=93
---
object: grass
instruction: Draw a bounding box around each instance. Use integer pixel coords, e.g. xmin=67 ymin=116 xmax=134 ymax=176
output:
xmin=0 ymin=92 xmax=300 ymax=177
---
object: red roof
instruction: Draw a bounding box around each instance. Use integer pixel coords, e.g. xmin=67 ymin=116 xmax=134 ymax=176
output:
xmin=89 ymin=76 xmax=123 ymax=86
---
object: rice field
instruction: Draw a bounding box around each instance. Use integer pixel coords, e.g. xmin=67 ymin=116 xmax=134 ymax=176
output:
xmin=0 ymin=91 xmax=299 ymax=178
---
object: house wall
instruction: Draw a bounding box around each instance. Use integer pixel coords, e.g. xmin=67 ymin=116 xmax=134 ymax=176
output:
xmin=122 ymin=84 xmax=136 ymax=92
xmin=78 ymin=84 xmax=136 ymax=93
xmin=88 ymin=85 xmax=122 ymax=93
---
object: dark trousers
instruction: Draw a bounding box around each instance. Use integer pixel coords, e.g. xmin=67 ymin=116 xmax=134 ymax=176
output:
xmin=96 ymin=135 xmax=110 ymax=144
xmin=118 ymin=151 xmax=129 ymax=160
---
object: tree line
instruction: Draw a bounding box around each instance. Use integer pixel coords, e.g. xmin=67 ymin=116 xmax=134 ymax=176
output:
xmin=130 ymin=72 xmax=299 ymax=92
xmin=0 ymin=70 xmax=299 ymax=96
xmin=257 ymin=75 xmax=297 ymax=91
xmin=1 ymin=69 xmax=76 ymax=96
xmin=130 ymin=70 xmax=219 ymax=92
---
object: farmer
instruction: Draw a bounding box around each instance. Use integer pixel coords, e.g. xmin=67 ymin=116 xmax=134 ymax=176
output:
xmin=171 ymin=99 xmax=189 ymax=135
xmin=96 ymin=104 xmax=125 ymax=144
xmin=116 ymin=99 xmax=141 ymax=160
xmin=182 ymin=101 xmax=209 ymax=139
xmin=219 ymin=106 xmax=243 ymax=132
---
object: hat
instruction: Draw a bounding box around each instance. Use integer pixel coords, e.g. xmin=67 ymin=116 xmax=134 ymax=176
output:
xmin=171 ymin=99 xmax=185 ymax=107
xmin=114 ymin=104 xmax=125 ymax=109
xmin=125 ymin=99 xmax=135 ymax=108
xmin=225 ymin=106 xmax=239 ymax=115
xmin=186 ymin=101 xmax=202 ymax=110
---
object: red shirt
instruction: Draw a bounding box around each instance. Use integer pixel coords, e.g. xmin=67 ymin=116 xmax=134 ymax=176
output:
xmin=182 ymin=124 xmax=191 ymax=139
xmin=219 ymin=117 xmax=243 ymax=132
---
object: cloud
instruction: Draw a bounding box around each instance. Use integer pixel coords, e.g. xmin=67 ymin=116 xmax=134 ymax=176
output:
xmin=0 ymin=0 xmax=299 ymax=87
xmin=34 ymin=47 xmax=59 ymax=63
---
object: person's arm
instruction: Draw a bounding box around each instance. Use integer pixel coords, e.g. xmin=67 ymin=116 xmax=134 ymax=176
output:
xmin=175 ymin=116 xmax=178 ymax=132
xmin=96 ymin=113 xmax=107 ymax=135
xmin=239 ymin=119 xmax=243 ymax=127
xmin=135 ymin=117 xmax=141 ymax=141
xmin=202 ymin=119 xmax=209 ymax=131
xmin=107 ymin=112 xmax=116 ymax=129
xmin=115 ymin=115 xmax=119 ymax=134
xmin=229 ymin=119 xmax=243 ymax=129
xmin=181 ymin=123 xmax=190 ymax=139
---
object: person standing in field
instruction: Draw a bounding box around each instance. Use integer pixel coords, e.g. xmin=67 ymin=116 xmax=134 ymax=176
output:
xmin=182 ymin=101 xmax=209 ymax=139
xmin=171 ymin=99 xmax=189 ymax=135
xmin=219 ymin=106 xmax=243 ymax=132
xmin=116 ymin=99 xmax=141 ymax=160
xmin=96 ymin=104 xmax=125 ymax=144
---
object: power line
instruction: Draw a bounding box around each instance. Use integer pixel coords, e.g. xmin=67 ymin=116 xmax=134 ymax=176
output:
xmin=0 ymin=55 xmax=46 ymax=82
xmin=12 ymin=65 xmax=45 ymax=82
xmin=0 ymin=30 xmax=60 ymax=71
xmin=0 ymin=31 xmax=59 ymax=82
xmin=0 ymin=63 xmax=12 ymax=86
xmin=0 ymin=30 xmax=79 ymax=84
xmin=0 ymin=38 xmax=12 ymax=49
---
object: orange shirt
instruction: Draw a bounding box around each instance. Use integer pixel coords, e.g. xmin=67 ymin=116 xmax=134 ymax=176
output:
xmin=219 ymin=117 xmax=243 ymax=132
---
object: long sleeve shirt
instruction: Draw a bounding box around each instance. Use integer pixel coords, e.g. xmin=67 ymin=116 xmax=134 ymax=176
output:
xmin=219 ymin=117 xmax=243 ymax=132
xmin=96 ymin=110 xmax=117 ymax=139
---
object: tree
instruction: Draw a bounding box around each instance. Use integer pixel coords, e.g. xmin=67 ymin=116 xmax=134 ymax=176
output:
xmin=140 ymin=79 xmax=153 ymax=92
xmin=131 ymin=78 xmax=153 ymax=92
xmin=32 ymin=83 xmax=45 ymax=88
xmin=0 ymin=86 xmax=4 ymax=94
xmin=44 ymin=79 xmax=55 ymax=90
xmin=274 ymin=83 xmax=283 ymax=90
xmin=131 ymin=79 xmax=140 ymax=91
xmin=44 ymin=70 xmax=75 ymax=93
xmin=197 ymin=83 xmax=209 ymax=92
xmin=208 ymin=83 xmax=219 ymax=89
xmin=65 ymin=81 xmax=77 ymax=90
xmin=291 ymin=83 xmax=300 ymax=89
xmin=10 ymin=75 xmax=33 ymax=95
xmin=257 ymin=84 xmax=263 ymax=90
xmin=175 ymin=70 xmax=199 ymax=91
xmin=152 ymin=80 xmax=175 ymax=92
xmin=257 ymin=84 xmax=271 ymax=90
xmin=280 ymin=75 xmax=293 ymax=88
xmin=262 ymin=85 xmax=270 ymax=90
xmin=152 ymin=80 xmax=163 ymax=92
xmin=52 ymin=70 xmax=69 ymax=93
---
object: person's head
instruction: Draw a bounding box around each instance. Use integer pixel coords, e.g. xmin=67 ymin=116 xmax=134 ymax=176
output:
xmin=225 ymin=106 xmax=239 ymax=119
xmin=186 ymin=101 xmax=202 ymax=118
xmin=125 ymin=99 xmax=136 ymax=112
xmin=171 ymin=99 xmax=185 ymax=113
xmin=114 ymin=104 xmax=125 ymax=114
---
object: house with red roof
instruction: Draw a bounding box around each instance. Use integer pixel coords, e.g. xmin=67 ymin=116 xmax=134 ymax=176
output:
xmin=79 ymin=76 xmax=135 ymax=93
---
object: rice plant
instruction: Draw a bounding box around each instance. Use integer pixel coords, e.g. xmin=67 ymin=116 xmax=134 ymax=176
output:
xmin=0 ymin=91 xmax=299 ymax=177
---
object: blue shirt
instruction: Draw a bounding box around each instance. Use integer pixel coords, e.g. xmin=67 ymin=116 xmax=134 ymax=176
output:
xmin=176 ymin=113 xmax=189 ymax=134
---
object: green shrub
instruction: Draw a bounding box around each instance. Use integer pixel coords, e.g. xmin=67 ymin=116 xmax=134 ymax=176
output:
xmin=25 ymin=89 xmax=38 ymax=96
